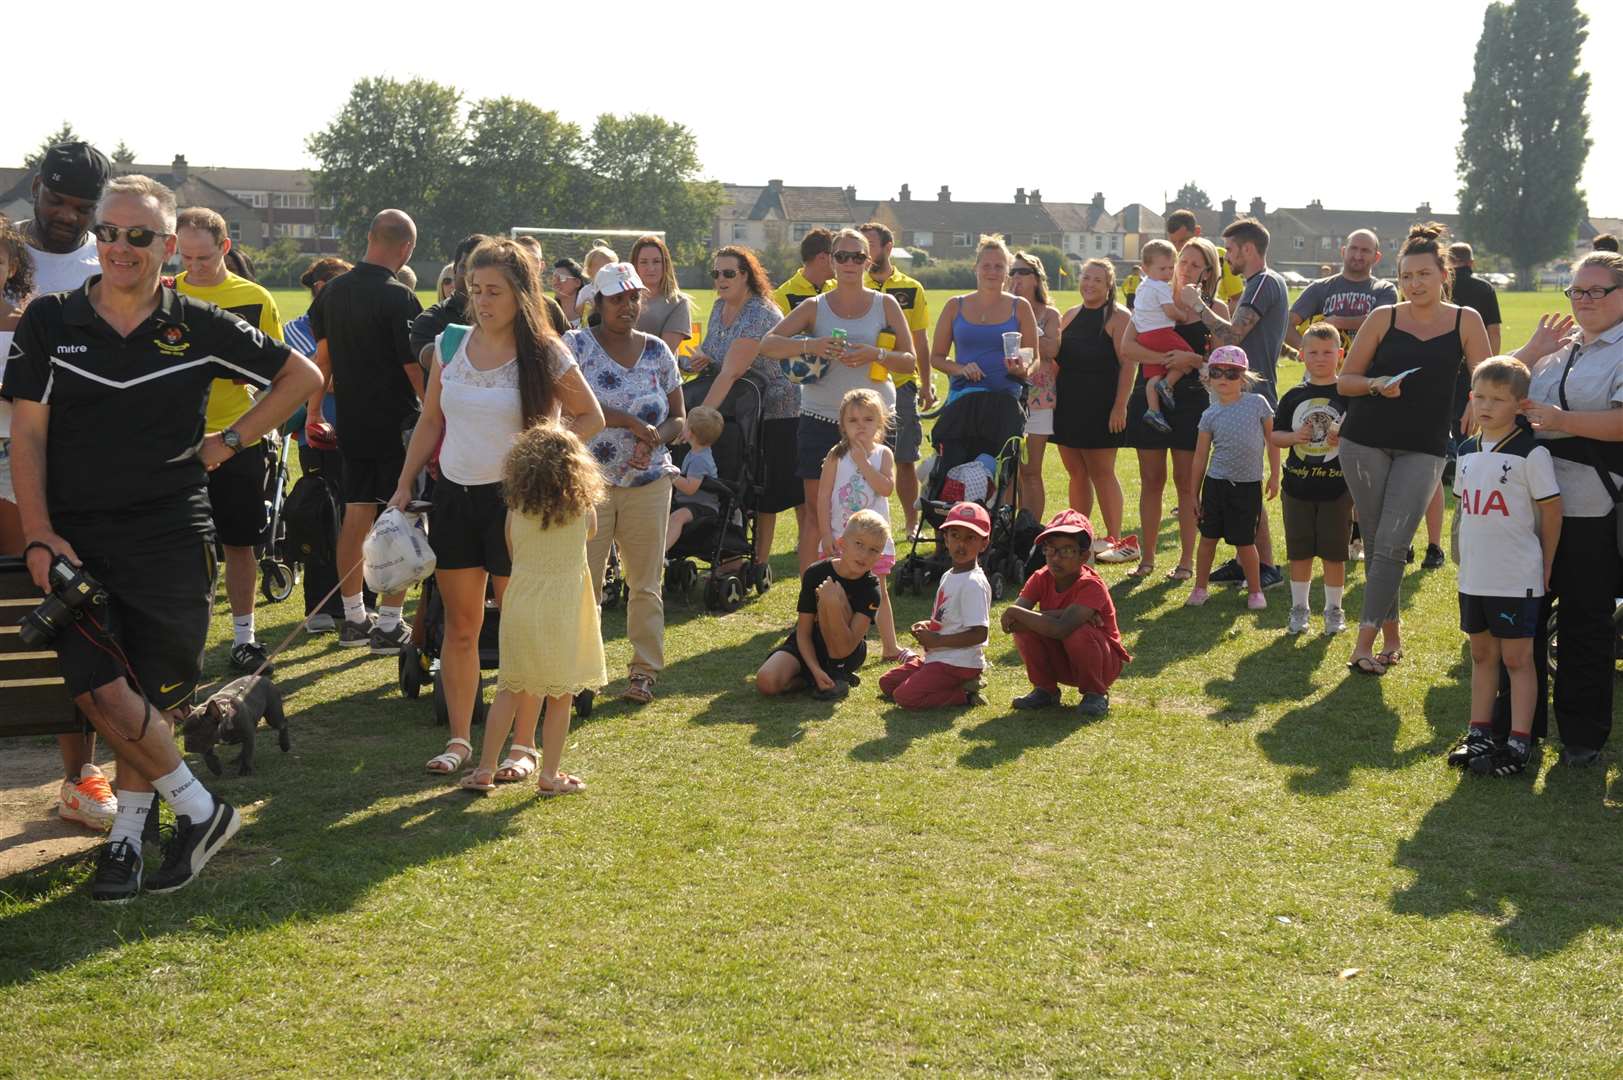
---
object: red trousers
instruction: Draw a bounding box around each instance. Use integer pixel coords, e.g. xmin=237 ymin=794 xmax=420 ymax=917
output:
xmin=878 ymin=656 xmax=982 ymax=709
xmin=1013 ymin=626 xmax=1123 ymax=695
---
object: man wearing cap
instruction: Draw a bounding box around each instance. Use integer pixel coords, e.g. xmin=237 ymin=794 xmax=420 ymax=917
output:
xmin=4 ymin=174 xmax=321 ymax=901
xmin=9 ymin=141 xmax=118 ymax=832
xmin=304 ymin=209 xmax=424 ymax=655
xmin=1001 ymin=509 xmax=1132 ymax=717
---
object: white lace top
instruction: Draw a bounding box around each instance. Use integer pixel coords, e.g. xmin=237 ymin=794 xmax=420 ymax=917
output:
xmin=436 ymin=327 xmax=574 ymax=486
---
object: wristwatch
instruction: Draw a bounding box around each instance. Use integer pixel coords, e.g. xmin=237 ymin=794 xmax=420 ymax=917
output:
xmin=221 ymin=427 xmax=243 ymax=454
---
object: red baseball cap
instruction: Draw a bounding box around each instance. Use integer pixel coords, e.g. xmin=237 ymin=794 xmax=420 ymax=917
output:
xmin=941 ymin=501 xmax=991 ymax=538
xmin=1034 ymin=508 xmax=1095 ymax=547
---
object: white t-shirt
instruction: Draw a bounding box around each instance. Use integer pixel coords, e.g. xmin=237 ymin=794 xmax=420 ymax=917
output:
xmin=1453 ymin=428 xmax=1561 ymax=597
xmin=1131 ymin=276 xmax=1176 ymax=333
xmin=924 ymin=564 xmax=992 ymax=669
xmin=27 ymin=233 xmax=100 ymax=296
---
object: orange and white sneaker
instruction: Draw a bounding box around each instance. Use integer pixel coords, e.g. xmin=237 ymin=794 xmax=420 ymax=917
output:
xmin=58 ymin=764 xmax=118 ymax=831
xmin=1096 ymin=534 xmax=1142 ymax=564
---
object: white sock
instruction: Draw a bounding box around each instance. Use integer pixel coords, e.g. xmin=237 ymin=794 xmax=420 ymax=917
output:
xmin=233 ymin=613 xmax=255 ymax=646
xmin=109 ymin=790 xmax=154 ymax=848
xmin=377 ymin=604 xmax=403 ymax=633
xmin=152 ymin=762 xmax=215 ymax=823
xmin=1325 ymin=584 xmax=1344 ymax=611
xmin=1290 ymin=580 xmax=1310 ymax=607
xmin=342 ymin=593 xmax=366 ymax=625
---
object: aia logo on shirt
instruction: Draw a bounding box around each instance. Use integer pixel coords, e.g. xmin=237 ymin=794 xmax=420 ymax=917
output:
xmin=1460 ymin=488 xmax=1510 ymax=517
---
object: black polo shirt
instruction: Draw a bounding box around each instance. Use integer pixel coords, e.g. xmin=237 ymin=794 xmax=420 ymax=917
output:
xmin=408 ymin=292 xmax=570 ymax=360
xmin=1450 ymin=267 xmax=1503 ymax=413
xmin=2 ymin=277 xmax=292 ymax=549
xmin=308 ymin=261 xmax=423 ymax=458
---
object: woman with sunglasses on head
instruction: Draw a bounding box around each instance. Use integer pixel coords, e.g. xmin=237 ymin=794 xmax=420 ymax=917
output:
xmin=552 ymin=258 xmax=587 ymax=328
xmin=1011 ymin=251 xmax=1062 ymax=523
xmin=761 ymin=228 xmax=917 ymax=575
xmin=688 ymin=245 xmax=805 ymax=573
xmin=1494 ymin=252 xmax=1623 ymax=766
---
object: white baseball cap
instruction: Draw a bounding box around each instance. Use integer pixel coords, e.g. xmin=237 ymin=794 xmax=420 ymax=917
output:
xmin=591 ymin=262 xmax=646 ymax=299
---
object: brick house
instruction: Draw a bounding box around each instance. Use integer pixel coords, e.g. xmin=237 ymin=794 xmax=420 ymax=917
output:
xmin=712 ymin=180 xmax=874 ymax=252
xmin=870 ymin=184 xmax=1060 ymax=261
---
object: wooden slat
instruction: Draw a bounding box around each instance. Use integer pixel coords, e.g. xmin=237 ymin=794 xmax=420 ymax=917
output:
xmin=0 ymin=557 xmax=80 ymax=738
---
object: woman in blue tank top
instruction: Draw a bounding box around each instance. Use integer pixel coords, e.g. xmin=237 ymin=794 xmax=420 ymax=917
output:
xmin=929 ymin=235 xmax=1040 ymax=469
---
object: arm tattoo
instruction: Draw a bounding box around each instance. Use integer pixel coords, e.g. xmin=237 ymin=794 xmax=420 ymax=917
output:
xmin=1204 ymin=306 xmax=1259 ymax=348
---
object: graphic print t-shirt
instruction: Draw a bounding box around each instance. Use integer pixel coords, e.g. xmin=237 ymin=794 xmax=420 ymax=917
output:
xmin=1289 ymin=275 xmax=1399 ymax=351
xmin=923 ymin=565 xmax=991 ymax=669
xmin=1273 ymin=381 xmax=1348 ymax=501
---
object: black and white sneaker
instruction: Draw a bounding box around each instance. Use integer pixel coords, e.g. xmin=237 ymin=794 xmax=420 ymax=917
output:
xmin=1258 ymin=564 xmax=1286 ymax=589
xmin=1421 ymin=543 xmax=1446 ymax=570
xmin=229 ymin=640 xmax=273 ymax=675
xmin=337 ymin=617 xmax=374 ymax=648
xmin=1470 ymin=739 xmax=1531 ymax=778
xmin=1209 ymin=558 xmax=1244 ymax=585
xmin=145 ymin=800 xmax=241 ymax=894
xmin=1446 ymin=728 xmax=1495 ymax=770
xmin=369 ymin=620 xmax=411 ymax=656
xmin=90 ymin=839 xmax=143 ymax=903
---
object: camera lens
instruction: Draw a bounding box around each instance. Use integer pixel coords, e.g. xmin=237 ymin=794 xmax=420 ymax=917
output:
xmin=18 ymin=596 xmax=69 ymax=649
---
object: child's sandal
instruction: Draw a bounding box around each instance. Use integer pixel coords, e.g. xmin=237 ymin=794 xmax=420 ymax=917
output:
xmin=494 ymin=744 xmax=538 ymax=783
xmin=459 ymin=767 xmax=497 ymax=794
xmin=537 ymin=772 xmax=586 ymax=798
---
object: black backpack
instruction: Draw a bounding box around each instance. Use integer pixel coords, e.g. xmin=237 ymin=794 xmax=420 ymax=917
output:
xmin=281 ymin=472 xmax=340 ymax=565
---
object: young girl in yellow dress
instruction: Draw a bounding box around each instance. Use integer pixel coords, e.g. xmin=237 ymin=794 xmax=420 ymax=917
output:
xmin=461 ymin=423 xmax=607 ymax=796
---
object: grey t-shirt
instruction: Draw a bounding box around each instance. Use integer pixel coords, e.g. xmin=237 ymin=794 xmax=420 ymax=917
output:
xmin=637 ymin=293 xmax=694 ymax=342
xmin=1237 ymin=269 xmax=1290 ymax=403
xmin=1289 ymin=274 xmax=1398 ymax=350
xmin=1198 ymin=393 xmax=1274 ymax=482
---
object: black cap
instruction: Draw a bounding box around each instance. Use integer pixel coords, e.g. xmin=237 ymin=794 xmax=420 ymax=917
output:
xmin=38 ymin=142 xmax=111 ymax=201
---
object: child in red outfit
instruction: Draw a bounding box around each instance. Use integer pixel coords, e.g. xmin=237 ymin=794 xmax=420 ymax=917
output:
xmin=879 ymin=502 xmax=992 ymax=708
xmin=1002 ymin=509 xmax=1132 ymax=717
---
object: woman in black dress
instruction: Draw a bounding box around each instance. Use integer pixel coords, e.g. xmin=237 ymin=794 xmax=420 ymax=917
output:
xmin=1118 ymin=238 xmax=1228 ymax=578
xmin=1052 ymin=258 xmax=1134 ymax=548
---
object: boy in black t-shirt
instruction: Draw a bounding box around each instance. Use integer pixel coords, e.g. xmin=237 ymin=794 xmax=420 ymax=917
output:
xmin=1269 ymin=324 xmax=1352 ymax=635
xmin=755 ymin=509 xmax=888 ymax=700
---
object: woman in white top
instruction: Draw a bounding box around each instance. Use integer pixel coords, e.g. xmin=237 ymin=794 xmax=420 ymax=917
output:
xmin=390 ymin=239 xmax=604 ymax=779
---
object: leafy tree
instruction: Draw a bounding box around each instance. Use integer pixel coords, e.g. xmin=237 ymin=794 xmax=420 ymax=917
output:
xmin=111 ymin=141 xmax=137 ymax=165
xmin=1174 ymin=182 xmax=1211 ymax=211
xmin=445 ymin=97 xmax=588 ymax=243
xmin=306 ymin=77 xmax=465 ymax=259
xmin=1457 ymin=0 xmax=1590 ymax=289
xmin=23 ymin=122 xmax=81 ymax=168
xmin=235 ymin=238 xmax=306 ymax=288
xmin=582 ymin=114 xmax=721 ymax=264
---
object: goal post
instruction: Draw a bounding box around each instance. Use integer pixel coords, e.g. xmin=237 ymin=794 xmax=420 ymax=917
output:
xmin=508 ymin=227 xmax=665 ymax=260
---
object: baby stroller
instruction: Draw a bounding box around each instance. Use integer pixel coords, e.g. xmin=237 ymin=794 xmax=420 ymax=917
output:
xmin=664 ymin=372 xmax=769 ymax=612
xmin=893 ymin=431 xmax=1032 ymax=602
xmin=397 ymin=571 xmax=498 ymax=727
xmin=257 ymin=431 xmax=298 ymax=604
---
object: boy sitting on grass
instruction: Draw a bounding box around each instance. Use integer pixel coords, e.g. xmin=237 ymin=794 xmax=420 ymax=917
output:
xmin=1003 ymin=509 xmax=1132 ymax=718
xmin=755 ymin=508 xmax=887 ymax=701
xmin=1446 ymin=356 xmax=1561 ymax=778
xmin=665 ymin=405 xmax=724 ymax=552
xmin=879 ymin=502 xmax=992 ymax=709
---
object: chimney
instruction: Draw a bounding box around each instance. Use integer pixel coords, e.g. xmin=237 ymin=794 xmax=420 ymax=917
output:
xmin=1308 ymin=198 xmax=1323 ymax=210
xmin=1091 ymin=191 xmax=1106 ymax=212
xmin=1416 ymin=201 xmax=1432 ymax=217
xmin=1221 ymin=197 xmax=1237 ymax=225
xmin=1030 ymin=189 xmax=1042 ymax=205
xmin=1248 ymin=196 xmax=1266 ymax=220
xmin=938 ymin=185 xmax=951 ymax=202
xmin=844 ymin=185 xmax=857 ymax=202
xmin=899 ymin=183 xmax=911 ymax=202
xmin=1014 ymin=187 xmax=1027 ymax=206
xmin=767 ymin=178 xmax=784 ymax=191
xmin=172 ymin=154 xmax=189 ymax=183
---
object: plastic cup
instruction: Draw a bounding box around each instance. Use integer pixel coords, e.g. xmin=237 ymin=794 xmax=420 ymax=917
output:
xmin=1002 ymin=331 xmax=1022 ymax=359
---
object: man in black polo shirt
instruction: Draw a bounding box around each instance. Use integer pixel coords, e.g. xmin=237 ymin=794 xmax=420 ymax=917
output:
xmin=3 ymin=174 xmax=321 ymax=902
xmin=305 ymin=209 xmax=423 ymax=654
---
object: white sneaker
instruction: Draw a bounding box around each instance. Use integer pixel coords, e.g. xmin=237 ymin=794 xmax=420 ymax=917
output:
xmin=1322 ymin=606 xmax=1348 ymax=635
xmin=59 ymin=764 xmax=117 ymax=830
xmin=305 ymin=613 xmax=337 ymax=634
xmin=1288 ymin=605 xmax=1311 ymax=634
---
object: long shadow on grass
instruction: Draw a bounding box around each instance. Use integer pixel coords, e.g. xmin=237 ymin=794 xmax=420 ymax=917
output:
xmin=956 ymin=708 xmax=1092 ymax=769
xmin=849 ymin=705 xmax=962 ymax=763
xmin=688 ymin=685 xmax=834 ymax=748
xmin=1390 ymin=756 xmax=1623 ymax=956
xmin=1203 ymin=631 xmax=1332 ymax=723
xmin=1254 ymin=674 xmax=1410 ymax=795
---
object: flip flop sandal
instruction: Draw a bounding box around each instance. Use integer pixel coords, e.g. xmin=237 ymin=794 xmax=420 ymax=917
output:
xmin=1376 ymin=649 xmax=1405 ymax=667
xmin=494 ymin=744 xmax=539 ymax=783
xmin=537 ymin=772 xmax=587 ymax=798
xmin=1127 ymin=563 xmax=1157 ymax=578
xmin=459 ymin=767 xmax=497 ymax=794
xmin=1346 ymin=656 xmax=1387 ymax=677
xmin=1165 ymin=566 xmax=1193 ymax=581
xmin=426 ymin=737 xmax=473 ymax=774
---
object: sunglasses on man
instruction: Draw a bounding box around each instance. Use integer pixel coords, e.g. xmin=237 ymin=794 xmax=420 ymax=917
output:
xmin=92 ymin=223 xmax=169 ymax=247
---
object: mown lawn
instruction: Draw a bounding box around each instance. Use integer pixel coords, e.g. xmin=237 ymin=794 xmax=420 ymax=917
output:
xmin=4 ymin=324 xmax=1621 ymax=1076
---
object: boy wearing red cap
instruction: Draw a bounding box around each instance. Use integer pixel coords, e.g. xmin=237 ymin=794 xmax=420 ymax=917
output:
xmin=1002 ymin=509 xmax=1132 ymax=716
xmin=879 ymin=502 xmax=993 ymax=708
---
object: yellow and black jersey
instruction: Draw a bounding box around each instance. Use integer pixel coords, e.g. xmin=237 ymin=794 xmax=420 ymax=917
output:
xmin=175 ymin=270 xmax=283 ymax=443
xmin=772 ymin=268 xmax=826 ymax=315
xmin=856 ymin=267 xmax=929 ymax=386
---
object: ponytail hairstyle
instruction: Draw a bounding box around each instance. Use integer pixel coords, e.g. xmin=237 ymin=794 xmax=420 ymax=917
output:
xmin=466 ymin=238 xmax=564 ymax=429
xmin=1400 ymin=222 xmax=1453 ymax=300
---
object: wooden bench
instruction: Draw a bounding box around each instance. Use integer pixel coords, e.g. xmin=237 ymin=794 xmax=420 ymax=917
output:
xmin=0 ymin=555 xmax=85 ymax=738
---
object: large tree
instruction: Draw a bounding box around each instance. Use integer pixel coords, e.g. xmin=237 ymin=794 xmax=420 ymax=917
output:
xmin=306 ymin=77 xmax=465 ymax=259
xmin=444 ymin=97 xmax=589 ymax=243
xmin=1174 ymin=182 xmax=1210 ymax=211
xmin=23 ymin=122 xmax=81 ymax=168
xmin=1456 ymin=0 xmax=1590 ymax=289
xmin=583 ymin=114 xmax=721 ymax=262
xmin=111 ymin=141 xmax=137 ymax=165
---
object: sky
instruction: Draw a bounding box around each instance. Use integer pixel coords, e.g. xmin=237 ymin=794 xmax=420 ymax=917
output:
xmin=9 ymin=0 xmax=1619 ymax=218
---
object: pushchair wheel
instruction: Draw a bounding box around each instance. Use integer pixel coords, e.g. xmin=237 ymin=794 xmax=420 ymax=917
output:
xmin=665 ymin=559 xmax=698 ymax=601
xmin=574 ymin=688 xmax=594 ymax=718
xmin=752 ymin=561 xmax=772 ymax=595
xmin=988 ymin=571 xmax=1007 ymax=603
xmin=399 ymin=644 xmax=426 ymax=700
xmin=720 ymin=575 xmax=745 ymax=612
xmin=259 ymin=560 xmax=296 ymax=604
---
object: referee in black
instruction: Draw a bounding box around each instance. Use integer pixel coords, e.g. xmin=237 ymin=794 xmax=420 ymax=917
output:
xmin=2 ymin=175 xmax=320 ymax=902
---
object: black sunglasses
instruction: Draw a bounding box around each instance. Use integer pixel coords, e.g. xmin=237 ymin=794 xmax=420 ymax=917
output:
xmin=710 ymin=268 xmax=740 ymax=280
xmin=832 ymin=250 xmax=868 ymax=264
xmin=1208 ymin=366 xmax=1244 ymax=380
xmin=92 ymin=223 xmax=168 ymax=247
xmin=1563 ymin=284 xmax=1622 ymax=301
xmin=1010 ymin=266 xmax=1038 ymax=276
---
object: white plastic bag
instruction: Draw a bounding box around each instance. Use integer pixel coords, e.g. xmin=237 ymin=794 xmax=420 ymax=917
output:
xmin=363 ymin=506 xmax=436 ymax=593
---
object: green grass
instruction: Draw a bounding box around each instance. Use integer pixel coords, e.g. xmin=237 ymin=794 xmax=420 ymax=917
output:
xmin=3 ymin=290 xmax=1616 ymax=1077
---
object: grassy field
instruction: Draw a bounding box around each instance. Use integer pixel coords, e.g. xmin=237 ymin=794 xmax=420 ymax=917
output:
xmin=3 ymin=285 xmax=1616 ymax=1077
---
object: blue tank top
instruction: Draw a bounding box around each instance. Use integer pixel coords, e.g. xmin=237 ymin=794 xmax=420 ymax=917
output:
xmin=949 ymin=294 xmax=1022 ymax=401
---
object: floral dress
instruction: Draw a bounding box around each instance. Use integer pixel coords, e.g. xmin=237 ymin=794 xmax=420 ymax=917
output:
xmin=567 ymin=329 xmax=682 ymax=488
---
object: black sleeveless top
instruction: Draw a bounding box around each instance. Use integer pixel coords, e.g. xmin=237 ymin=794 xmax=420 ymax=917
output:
xmin=1339 ymin=306 xmax=1463 ymax=458
xmin=1052 ymin=304 xmax=1124 ymax=449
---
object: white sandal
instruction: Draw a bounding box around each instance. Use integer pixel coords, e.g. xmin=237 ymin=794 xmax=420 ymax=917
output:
xmin=426 ymin=737 xmax=473 ymax=775
xmin=494 ymin=744 xmax=539 ymax=783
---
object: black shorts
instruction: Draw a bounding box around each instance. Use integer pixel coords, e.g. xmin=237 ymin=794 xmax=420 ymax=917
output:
xmin=342 ymin=448 xmax=406 ymax=507
xmin=430 ymin=479 xmax=511 ymax=575
xmin=1282 ymin=491 xmax=1353 ymax=562
xmin=672 ymin=497 xmax=720 ymax=528
xmin=1459 ymin=592 xmax=1540 ymax=639
xmin=796 ymin=414 xmax=841 ymax=481
xmin=207 ymin=441 xmax=271 ymax=547
xmin=1199 ymin=478 xmax=1262 ymax=547
xmin=50 ymin=537 xmax=216 ymax=711
xmin=771 ymin=628 xmax=868 ymax=679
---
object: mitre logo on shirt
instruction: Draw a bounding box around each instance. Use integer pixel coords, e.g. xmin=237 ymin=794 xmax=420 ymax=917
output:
xmin=54 ymin=344 xmax=88 ymax=354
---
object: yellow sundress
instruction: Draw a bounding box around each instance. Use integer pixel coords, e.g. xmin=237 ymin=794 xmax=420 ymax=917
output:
xmin=496 ymin=510 xmax=607 ymax=697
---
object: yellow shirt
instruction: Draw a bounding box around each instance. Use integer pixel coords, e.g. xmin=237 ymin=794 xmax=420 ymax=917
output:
xmin=174 ymin=270 xmax=283 ymax=445
xmin=772 ymin=268 xmax=827 ymax=316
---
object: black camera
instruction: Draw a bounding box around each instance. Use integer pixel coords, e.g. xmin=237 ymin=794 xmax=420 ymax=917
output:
xmin=19 ymin=556 xmax=108 ymax=648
